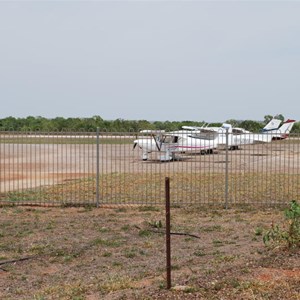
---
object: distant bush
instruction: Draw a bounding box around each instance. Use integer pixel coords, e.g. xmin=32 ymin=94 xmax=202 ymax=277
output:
xmin=1 ymin=115 xmax=299 ymax=133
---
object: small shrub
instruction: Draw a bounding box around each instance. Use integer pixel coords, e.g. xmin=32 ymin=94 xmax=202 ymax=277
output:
xmin=139 ymin=229 xmax=151 ymax=237
xmin=254 ymin=227 xmax=263 ymax=236
xmin=148 ymin=220 xmax=162 ymax=228
xmin=263 ymin=200 xmax=300 ymax=249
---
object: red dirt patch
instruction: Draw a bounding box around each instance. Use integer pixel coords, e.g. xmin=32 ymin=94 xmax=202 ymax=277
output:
xmin=257 ymin=267 xmax=300 ymax=282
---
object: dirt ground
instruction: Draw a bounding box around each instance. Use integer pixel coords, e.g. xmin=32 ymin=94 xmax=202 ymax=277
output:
xmin=0 ymin=205 xmax=299 ymax=299
xmin=1 ymin=139 xmax=300 ymax=206
xmin=1 ymin=139 xmax=300 ymax=193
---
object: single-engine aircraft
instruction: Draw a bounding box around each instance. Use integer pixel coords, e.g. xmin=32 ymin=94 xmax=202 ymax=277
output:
xmin=133 ymin=129 xmax=217 ymax=161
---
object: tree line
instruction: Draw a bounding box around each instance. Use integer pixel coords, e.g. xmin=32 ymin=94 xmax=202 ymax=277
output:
xmin=0 ymin=115 xmax=299 ymax=133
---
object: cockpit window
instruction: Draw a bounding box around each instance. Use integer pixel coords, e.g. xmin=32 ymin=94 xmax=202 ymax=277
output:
xmin=162 ymin=135 xmax=179 ymax=143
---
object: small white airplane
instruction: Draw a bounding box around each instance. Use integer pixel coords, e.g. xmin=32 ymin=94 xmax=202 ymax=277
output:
xmin=182 ymin=120 xmax=278 ymax=148
xmin=220 ymin=117 xmax=295 ymax=144
xmin=185 ymin=123 xmax=255 ymax=151
xmin=133 ymin=129 xmax=217 ymax=161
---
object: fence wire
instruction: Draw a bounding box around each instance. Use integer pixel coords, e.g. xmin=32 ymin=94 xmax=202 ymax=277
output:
xmin=0 ymin=130 xmax=299 ymax=207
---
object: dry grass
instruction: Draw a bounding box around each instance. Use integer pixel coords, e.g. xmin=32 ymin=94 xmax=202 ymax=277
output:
xmin=0 ymin=206 xmax=299 ymax=299
xmin=2 ymin=172 xmax=300 ymax=206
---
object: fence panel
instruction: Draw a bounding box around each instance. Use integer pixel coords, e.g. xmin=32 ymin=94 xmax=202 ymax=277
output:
xmin=0 ymin=130 xmax=299 ymax=206
xmin=228 ymin=133 xmax=300 ymax=206
xmin=0 ymin=131 xmax=97 ymax=206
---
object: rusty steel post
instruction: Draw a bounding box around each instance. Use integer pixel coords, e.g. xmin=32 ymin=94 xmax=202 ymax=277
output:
xmin=165 ymin=177 xmax=171 ymax=289
xmin=96 ymin=127 xmax=100 ymax=207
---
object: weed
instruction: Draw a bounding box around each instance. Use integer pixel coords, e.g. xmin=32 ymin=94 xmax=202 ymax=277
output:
xmin=202 ymin=225 xmax=222 ymax=232
xmin=139 ymin=229 xmax=151 ymax=237
xmin=255 ymin=227 xmax=263 ymax=236
xmin=112 ymin=261 xmax=123 ymax=267
xmin=212 ymin=280 xmax=224 ymax=291
xmin=63 ymin=255 xmax=74 ymax=262
xmin=121 ymin=225 xmax=130 ymax=231
xmin=103 ymin=251 xmax=112 ymax=257
xmin=46 ymin=221 xmax=55 ymax=230
xmin=98 ymin=275 xmax=132 ymax=293
xmin=194 ymin=249 xmax=206 ymax=257
xmin=171 ymin=264 xmax=180 ymax=270
xmin=183 ymin=286 xmax=198 ymax=293
xmin=98 ymin=226 xmax=109 ymax=233
xmin=143 ymin=241 xmax=154 ymax=248
xmin=123 ymin=248 xmax=137 ymax=258
xmin=35 ymin=282 xmax=88 ymax=299
xmin=148 ymin=220 xmax=162 ymax=228
xmin=263 ymin=200 xmax=300 ymax=249
xmin=213 ymin=240 xmax=224 ymax=247
xmin=33 ymin=296 xmax=46 ymax=300
xmin=138 ymin=206 xmax=159 ymax=212
xmin=226 ymin=277 xmax=240 ymax=288
xmin=204 ymin=269 xmax=216 ymax=275
xmin=139 ymin=249 xmax=146 ymax=255
xmin=235 ymin=215 xmax=244 ymax=222
xmin=241 ymin=267 xmax=250 ymax=274
xmin=92 ymin=238 xmax=121 ymax=248
xmin=29 ymin=243 xmax=51 ymax=255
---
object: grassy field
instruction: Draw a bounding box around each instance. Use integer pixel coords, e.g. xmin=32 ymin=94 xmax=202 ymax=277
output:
xmin=2 ymin=172 xmax=300 ymax=206
xmin=0 ymin=205 xmax=299 ymax=299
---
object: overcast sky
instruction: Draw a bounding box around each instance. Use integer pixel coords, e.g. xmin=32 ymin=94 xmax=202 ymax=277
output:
xmin=0 ymin=1 xmax=299 ymax=122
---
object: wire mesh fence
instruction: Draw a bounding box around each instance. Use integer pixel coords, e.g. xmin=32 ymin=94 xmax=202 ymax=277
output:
xmin=0 ymin=130 xmax=299 ymax=207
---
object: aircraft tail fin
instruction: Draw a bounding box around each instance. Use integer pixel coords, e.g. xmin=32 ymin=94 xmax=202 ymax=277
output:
xmin=261 ymin=118 xmax=281 ymax=132
xmin=270 ymin=119 xmax=296 ymax=139
xmin=278 ymin=119 xmax=296 ymax=135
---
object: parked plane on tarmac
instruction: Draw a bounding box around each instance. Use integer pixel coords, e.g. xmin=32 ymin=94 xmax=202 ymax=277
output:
xmin=133 ymin=117 xmax=293 ymax=162
xmin=133 ymin=129 xmax=217 ymax=161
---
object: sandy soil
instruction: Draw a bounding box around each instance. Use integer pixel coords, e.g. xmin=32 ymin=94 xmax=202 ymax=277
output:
xmin=1 ymin=140 xmax=299 ymax=191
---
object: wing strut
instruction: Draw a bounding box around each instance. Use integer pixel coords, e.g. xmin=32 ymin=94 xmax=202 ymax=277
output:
xmin=152 ymin=134 xmax=161 ymax=151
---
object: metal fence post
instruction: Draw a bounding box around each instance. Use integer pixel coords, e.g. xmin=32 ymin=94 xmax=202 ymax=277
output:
xmin=165 ymin=177 xmax=171 ymax=289
xmin=96 ymin=127 xmax=100 ymax=207
xmin=225 ymin=128 xmax=229 ymax=209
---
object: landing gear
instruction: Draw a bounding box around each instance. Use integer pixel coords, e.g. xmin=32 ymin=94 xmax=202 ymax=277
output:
xmin=229 ymin=146 xmax=239 ymax=151
xmin=160 ymin=150 xmax=174 ymax=162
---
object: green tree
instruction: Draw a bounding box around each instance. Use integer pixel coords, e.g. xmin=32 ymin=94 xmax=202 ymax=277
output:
xmin=239 ymin=120 xmax=262 ymax=132
xmin=263 ymin=115 xmax=273 ymax=125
